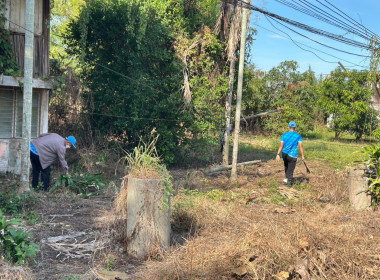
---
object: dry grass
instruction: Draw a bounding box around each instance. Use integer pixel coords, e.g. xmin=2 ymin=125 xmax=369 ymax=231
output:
xmin=130 ymin=160 xmax=380 ymax=280
xmin=0 ymin=261 xmax=34 ymax=280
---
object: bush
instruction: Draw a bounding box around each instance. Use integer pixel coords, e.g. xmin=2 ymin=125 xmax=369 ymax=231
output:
xmin=51 ymin=172 xmax=106 ymax=198
xmin=362 ymin=145 xmax=380 ymax=206
xmin=0 ymin=193 xmax=37 ymax=216
xmin=0 ymin=210 xmax=40 ymax=264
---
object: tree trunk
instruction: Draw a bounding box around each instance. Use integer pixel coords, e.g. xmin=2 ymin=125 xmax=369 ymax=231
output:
xmin=223 ymin=3 xmax=242 ymax=166
xmin=231 ymin=0 xmax=249 ymax=182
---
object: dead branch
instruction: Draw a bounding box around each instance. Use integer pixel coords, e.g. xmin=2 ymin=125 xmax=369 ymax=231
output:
xmin=47 ymin=241 xmax=95 ymax=259
xmin=205 ymin=160 xmax=261 ymax=175
xmin=41 ymin=232 xmax=86 ymax=243
xmin=182 ymin=38 xmax=203 ymax=104
xmin=310 ymin=258 xmax=328 ymax=280
xmin=240 ymin=108 xmax=283 ymax=122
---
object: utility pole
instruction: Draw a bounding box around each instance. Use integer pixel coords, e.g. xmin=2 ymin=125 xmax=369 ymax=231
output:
xmin=231 ymin=0 xmax=249 ymax=182
xmin=20 ymin=0 xmax=35 ymax=192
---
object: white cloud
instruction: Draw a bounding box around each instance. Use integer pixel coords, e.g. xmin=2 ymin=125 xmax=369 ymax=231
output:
xmin=268 ymin=34 xmax=288 ymax=40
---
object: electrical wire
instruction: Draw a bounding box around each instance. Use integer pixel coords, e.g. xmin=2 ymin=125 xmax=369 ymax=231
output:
xmin=240 ymin=1 xmax=372 ymax=52
xmin=268 ymin=16 xmax=370 ymax=58
xmin=257 ymin=20 xmax=367 ymax=69
xmin=275 ymin=0 xmax=375 ymax=42
xmin=320 ymin=0 xmax=378 ymax=39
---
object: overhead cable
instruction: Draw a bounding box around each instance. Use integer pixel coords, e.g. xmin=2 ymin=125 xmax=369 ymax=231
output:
xmin=236 ymin=1 xmax=372 ymax=52
xmin=275 ymin=0 xmax=375 ymax=42
xmin=259 ymin=19 xmax=367 ymax=68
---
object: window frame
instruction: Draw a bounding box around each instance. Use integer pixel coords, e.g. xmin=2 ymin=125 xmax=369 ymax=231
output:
xmin=0 ymin=87 xmax=41 ymax=139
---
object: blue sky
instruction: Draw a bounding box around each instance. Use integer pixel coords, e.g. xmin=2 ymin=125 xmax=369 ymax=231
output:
xmin=250 ymin=0 xmax=380 ymax=76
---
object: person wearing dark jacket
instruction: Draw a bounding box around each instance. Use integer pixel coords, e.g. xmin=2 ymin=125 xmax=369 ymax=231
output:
xmin=30 ymin=133 xmax=76 ymax=191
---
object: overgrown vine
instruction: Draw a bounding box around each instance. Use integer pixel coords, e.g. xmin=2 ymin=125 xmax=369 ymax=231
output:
xmin=0 ymin=0 xmax=20 ymax=76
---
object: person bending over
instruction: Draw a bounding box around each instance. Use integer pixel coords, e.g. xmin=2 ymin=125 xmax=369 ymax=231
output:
xmin=30 ymin=133 xmax=76 ymax=191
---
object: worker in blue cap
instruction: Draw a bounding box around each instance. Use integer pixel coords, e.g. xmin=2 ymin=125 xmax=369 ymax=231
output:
xmin=30 ymin=133 xmax=77 ymax=191
xmin=275 ymin=121 xmax=305 ymax=186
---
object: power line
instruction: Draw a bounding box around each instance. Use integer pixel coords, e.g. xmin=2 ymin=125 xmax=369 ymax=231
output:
xmin=257 ymin=19 xmax=367 ymax=69
xmin=246 ymin=2 xmax=371 ymax=51
xmin=320 ymin=0 xmax=378 ymax=39
xmin=276 ymin=0 xmax=375 ymax=42
xmin=232 ymin=0 xmax=377 ymax=56
xmin=269 ymin=16 xmax=370 ymax=58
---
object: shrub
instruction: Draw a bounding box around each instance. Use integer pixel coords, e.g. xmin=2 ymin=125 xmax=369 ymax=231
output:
xmin=0 ymin=193 xmax=37 ymax=216
xmin=362 ymin=144 xmax=380 ymax=206
xmin=0 ymin=210 xmax=40 ymax=264
xmin=51 ymin=172 xmax=106 ymax=198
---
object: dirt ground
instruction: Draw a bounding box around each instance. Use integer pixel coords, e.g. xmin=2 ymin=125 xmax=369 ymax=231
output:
xmin=1 ymin=158 xmax=380 ymax=279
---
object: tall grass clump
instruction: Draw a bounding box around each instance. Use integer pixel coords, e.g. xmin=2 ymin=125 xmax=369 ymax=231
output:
xmin=115 ymin=136 xmax=173 ymax=215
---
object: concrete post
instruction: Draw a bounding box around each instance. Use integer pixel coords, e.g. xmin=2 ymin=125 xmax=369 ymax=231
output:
xmin=126 ymin=177 xmax=171 ymax=258
xmin=20 ymin=0 xmax=35 ymax=192
xmin=348 ymin=166 xmax=371 ymax=210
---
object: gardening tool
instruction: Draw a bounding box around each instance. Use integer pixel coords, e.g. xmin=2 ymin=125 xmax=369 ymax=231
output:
xmin=303 ymin=160 xmax=311 ymax=174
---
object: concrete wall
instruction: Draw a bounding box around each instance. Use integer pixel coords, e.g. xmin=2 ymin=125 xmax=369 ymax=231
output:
xmin=0 ymin=139 xmax=22 ymax=174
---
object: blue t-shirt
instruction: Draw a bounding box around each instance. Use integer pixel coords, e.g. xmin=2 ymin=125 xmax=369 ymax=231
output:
xmin=281 ymin=131 xmax=302 ymax=158
xmin=30 ymin=142 xmax=39 ymax=155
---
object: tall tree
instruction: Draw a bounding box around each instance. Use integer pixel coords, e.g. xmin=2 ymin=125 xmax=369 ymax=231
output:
xmin=231 ymin=0 xmax=249 ymax=181
xmin=223 ymin=1 xmax=241 ymax=166
xmin=64 ymin=0 xmax=188 ymax=163
xmin=318 ymin=67 xmax=378 ymax=140
xmin=255 ymin=61 xmax=317 ymax=135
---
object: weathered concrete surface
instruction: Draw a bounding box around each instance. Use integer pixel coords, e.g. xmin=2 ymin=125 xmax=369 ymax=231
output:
xmin=127 ymin=177 xmax=171 ymax=259
xmin=0 ymin=139 xmax=22 ymax=174
xmin=348 ymin=167 xmax=371 ymax=210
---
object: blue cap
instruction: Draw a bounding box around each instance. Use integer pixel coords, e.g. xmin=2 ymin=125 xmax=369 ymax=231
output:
xmin=289 ymin=121 xmax=297 ymax=128
xmin=66 ymin=136 xmax=77 ymax=149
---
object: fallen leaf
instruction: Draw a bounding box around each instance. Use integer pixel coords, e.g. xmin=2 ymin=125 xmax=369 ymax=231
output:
xmin=275 ymin=271 xmax=289 ymax=280
xmin=298 ymin=238 xmax=309 ymax=250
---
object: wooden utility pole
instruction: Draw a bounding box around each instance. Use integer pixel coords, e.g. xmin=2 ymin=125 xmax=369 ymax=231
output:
xmin=231 ymin=0 xmax=249 ymax=182
xmin=20 ymin=0 xmax=35 ymax=192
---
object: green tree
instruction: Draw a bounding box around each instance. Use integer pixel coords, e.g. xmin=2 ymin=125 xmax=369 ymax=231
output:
xmin=318 ymin=67 xmax=378 ymax=140
xmin=64 ymin=0 xmax=189 ymax=163
xmin=245 ymin=61 xmax=318 ymax=135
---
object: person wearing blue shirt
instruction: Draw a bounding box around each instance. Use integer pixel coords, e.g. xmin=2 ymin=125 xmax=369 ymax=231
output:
xmin=276 ymin=121 xmax=305 ymax=186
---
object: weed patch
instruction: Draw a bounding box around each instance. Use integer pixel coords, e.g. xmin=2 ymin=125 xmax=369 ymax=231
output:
xmin=51 ymin=173 xmax=106 ymax=198
xmin=0 ymin=210 xmax=40 ymax=264
xmin=0 ymin=192 xmax=37 ymax=216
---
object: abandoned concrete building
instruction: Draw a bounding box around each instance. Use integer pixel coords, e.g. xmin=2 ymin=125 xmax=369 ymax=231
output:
xmin=0 ymin=0 xmax=51 ymax=174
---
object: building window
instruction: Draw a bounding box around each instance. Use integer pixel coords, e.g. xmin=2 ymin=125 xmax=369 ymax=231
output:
xmin=0 ymin=88 xmax=40 ymax=138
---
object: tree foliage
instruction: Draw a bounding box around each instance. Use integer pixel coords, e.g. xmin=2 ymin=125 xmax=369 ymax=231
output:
xmin=318 ymin=67 xmax=378 ymax=140
xmin=242 ymin=61 xmax=318 ymax=135
xmin=64 ymin=0 xmax=190 ymax=163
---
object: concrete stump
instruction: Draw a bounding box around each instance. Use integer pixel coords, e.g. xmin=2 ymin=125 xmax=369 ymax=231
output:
xmin=348 ymin=167 xmax=371 ymax=210
xmin=126 ymin=177 xmax=171 ymax=258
